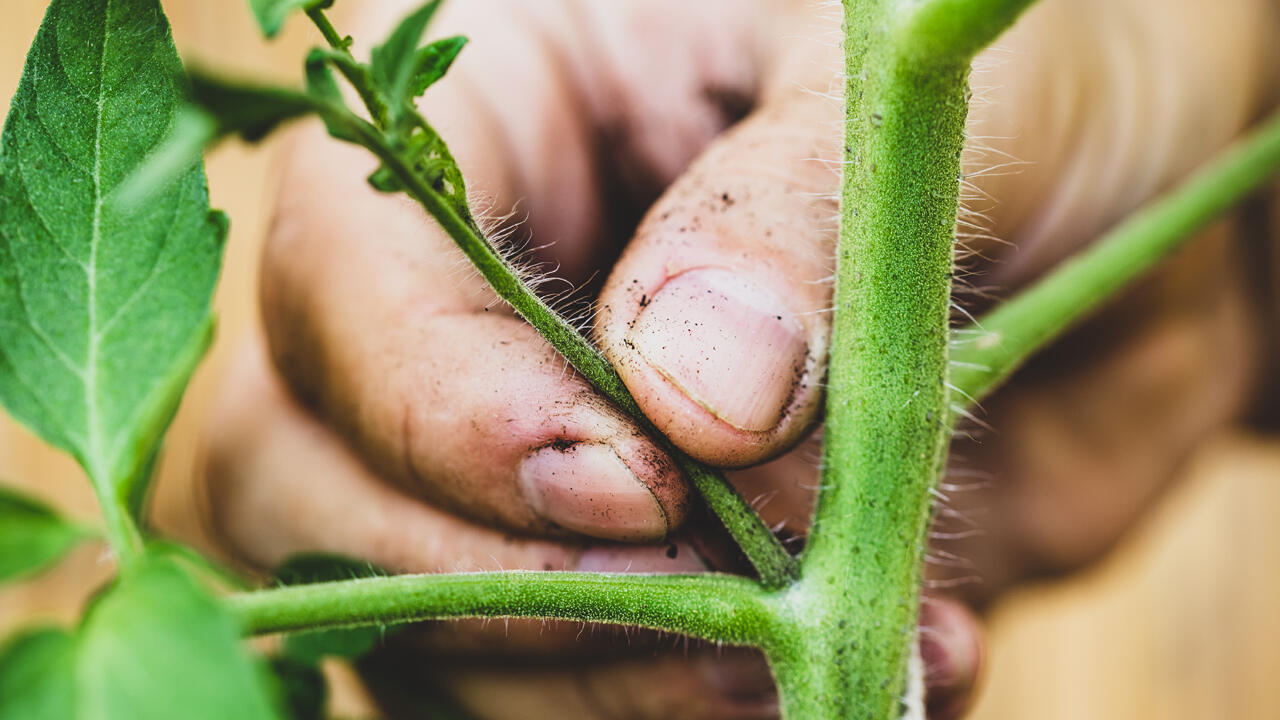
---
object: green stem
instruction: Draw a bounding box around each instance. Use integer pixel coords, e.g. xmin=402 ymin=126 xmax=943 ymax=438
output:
xmin=94 ymin=480 xmax=142 ymax=568
xmin=231 ymin=571 xmax=774 ymax=644
xmin=305 ymin=9 xmax=391 ymax=129
xmin=781 ymin=1 xmax=1036 ymax=716
xmin=303 ymin=6 xmax=345 ymax=48
xmin=951 ymin=108 xmax=1280 ymax=403
xmin=324 ymin=107 xmax=797 ymax=587
xmin=680 ymin=459 xmax=796 ymax=586
xmin=894 ymin=0 xmax=1047 ymax=64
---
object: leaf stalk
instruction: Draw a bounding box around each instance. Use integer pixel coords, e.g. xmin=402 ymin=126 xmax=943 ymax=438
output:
xmin=231 ymin=571 xmax=775 ymax=645
xmin=305 ymin=8 xmax=390 ymax=128
xmin=951 ymin=108 xmax=1280 ymax=403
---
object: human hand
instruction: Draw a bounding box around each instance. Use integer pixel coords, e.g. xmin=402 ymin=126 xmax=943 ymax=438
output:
xmin=201 ymin=0 xmax=1278 ymax=717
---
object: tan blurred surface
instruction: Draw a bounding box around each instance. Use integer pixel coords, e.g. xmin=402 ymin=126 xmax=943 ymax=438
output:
xmin=969 ymin=433 xmax=1280 ymax=720
xmin=1 ymin=3 xmax=1278 ymax=719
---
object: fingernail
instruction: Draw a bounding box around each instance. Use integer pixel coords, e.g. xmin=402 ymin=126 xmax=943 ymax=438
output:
xmin=519 ymin=442 xmax=668 ymax=542
xmin=627 ymin=268 xmax=806 ymax=432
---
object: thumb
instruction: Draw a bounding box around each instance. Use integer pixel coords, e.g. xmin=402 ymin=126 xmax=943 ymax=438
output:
xmin=595 ymin=84 xmax=841 ymax=468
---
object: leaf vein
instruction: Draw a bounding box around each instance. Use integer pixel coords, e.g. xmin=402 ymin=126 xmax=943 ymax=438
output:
xmin=0 ymin=235 xmax=85 ymax=451
xmin=0 ymin=343 xmax=82 ymax=451
xmin=85 ymin=0 xmax=112 ymax=473
xmin=0 ymin=218 xmax=90 ymax=380
xmin=31 ymin=78 xmax=95 ymax=176
xmin=93 ymin=178 xmax=189 ymax=341
xmin=12 ymin=154 xmax=90 ymax=273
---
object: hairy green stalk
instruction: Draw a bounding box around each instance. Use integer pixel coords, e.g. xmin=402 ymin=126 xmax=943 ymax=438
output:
xmin=303 ymin=9 xmax=797 ymax=586
xmin=231 ymin=571 xmax=773 ymax=644
xmin=770 ymin=1 xmax=1037 ymax=716
xmin=951 ymin=108 xmax=1280 ymax=403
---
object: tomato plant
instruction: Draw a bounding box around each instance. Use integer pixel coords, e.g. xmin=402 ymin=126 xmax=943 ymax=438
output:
xmin=1 ymin=0 xmax=1277 ymax=717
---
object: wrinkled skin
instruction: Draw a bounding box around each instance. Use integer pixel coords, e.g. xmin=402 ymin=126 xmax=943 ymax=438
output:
xmin=200 ymin=0 xmax=1280 ymax=717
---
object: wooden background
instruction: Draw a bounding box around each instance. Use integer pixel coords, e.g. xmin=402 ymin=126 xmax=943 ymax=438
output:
xmin=1 ymin=3 xmax=1277 ymax=718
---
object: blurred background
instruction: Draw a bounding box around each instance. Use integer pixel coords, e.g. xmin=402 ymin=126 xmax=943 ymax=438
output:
xmin=1 ymin=2 xmax=1277 ymax=718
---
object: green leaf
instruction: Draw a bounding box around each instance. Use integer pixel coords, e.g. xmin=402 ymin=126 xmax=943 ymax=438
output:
xmin=0 ymin=555 xmax=281 ymax=719
xmin=272 ymin=553 xmax=393 ymax=666
xmin=303 ymin=49 xmax=360 ymax=143
xmin=0 ymin=628 xmax=76 ymax=720
xmin=113 ymin=109 xmax=218 ymax=210
xmin=367 ymin=164 xmax=404 ymax=193
xmin=265 ymin=655 xmax=326 ymax=720
xmin=0 ymin=0 xmax=227 ymax=527
xmin=0 ymin=486 xmax=94 ymax=583
xmin=283 ymin=623 xmax=381 ymax=668
xmin=247 ymin=0 xmax=333 ymax=38
xmin=148 ymin=538 xmax=250 ymax=591
xmin=79 ymin=556 xmax=280 ymax=719
xmin=123 ymin=72 xmax=335 ymax=205
xmin=366 ymin=120 xmax=473 ymax=229
xmin=370 ymin=0 xmax=444 ymax=113
xmin=410 ymin=124 xmax=473 ymax=221
xmin=124 ymin=438 xmax=162 ymax=524
xmin=190 ymin=70 xmax=322 ymax=142
xmin=272 ymin=552 xmax=389 ymax=587
xmin=409 ymin=36 xmax=467 ymax=97
xmin=304 ymin=50 xmax=346 ymax=108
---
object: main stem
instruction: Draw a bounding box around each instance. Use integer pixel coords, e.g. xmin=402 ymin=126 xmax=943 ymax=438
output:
xmin=793 ymin=39 xmax=962 ymax=720
xmin=774 ymin=1 xmax=1035 ymax=717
